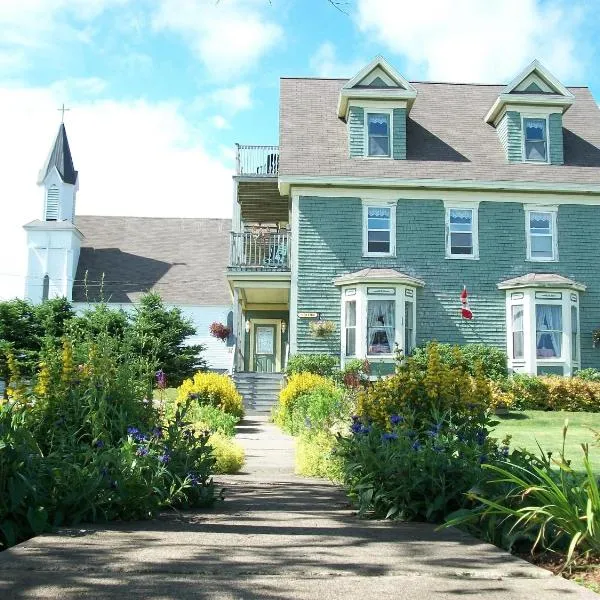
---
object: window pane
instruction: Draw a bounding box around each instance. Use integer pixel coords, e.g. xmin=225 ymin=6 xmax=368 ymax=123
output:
xmin=368 ymin=230 xmax=390 ymax=243
xmin=571 ymin=305 xmax=578 ymax=362
xmin=404 ymin=301 xmax=414 ymax=356
xmin=368 ymin=114 xmax=389 ymax=136
xmin=531 ymin=235 xmax=553 ymax=258
xmin=530 ymin=212 xmax=551 ymax=234
xmin=450 ymin=232 xmax=473 ymax=254
xmin=450 ymin=209 xmax=472 ymax=228
xmin=368 ymin=217 xmax=391 ymax=230
xmin=346 ymin=301 xmax=356 ymax=327
xmin=369 ymin=136 xmax=390 ymax=156
xmin=368 ymin=114 xmax=390 ymax=157
xmin=536 ymin=304 xmax=562 ymax=358
xmin=367 ymin=300 xmax=395 ymax=355
xmin=511 ymin=305 xmax=524 ymax=359
xmin=346 ymin=328 xmax=356 ymax=356
xmin=525 ymin=141 xmax=547 ymax=161
xmin=368 ymin=207 xmax=390 ymax=219
xmin=524 ymin=118 xmax=546 ymax=141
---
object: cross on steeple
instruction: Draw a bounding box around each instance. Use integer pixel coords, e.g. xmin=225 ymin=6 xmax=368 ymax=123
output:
xmin=57 ymin=103 xmax=70 ymax=123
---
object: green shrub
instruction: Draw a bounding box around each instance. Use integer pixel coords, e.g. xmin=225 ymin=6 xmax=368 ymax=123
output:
xmin=286 ymin=354 xmax=339 ymax=378
xmin=209 ymin=433 xmax=245 ymax=474
xmin=411 ymin=343 xmax=508 ymax=381
xmin=296 ymin=430 xmax=344 ymax=482
xmin=187 ymin=405 xmax=239 ymax=437
xmin=576 ymin=368 xmax=600 ymax=382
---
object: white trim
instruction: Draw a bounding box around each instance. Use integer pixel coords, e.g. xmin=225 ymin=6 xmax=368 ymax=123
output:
xmin=362 ymin=200 xmax=396 ymax=257
xmin=290 ymin=192 xmax=300 ymax=355
xmin=443 ymin=200 xmax=480 ymax=260
xmin=521 ymin=115 xmax=550 ymax=165
xmin=515 ymin=72 xmax=555 ymax=94
xmin=349 ymin=99 xmax=408 ymax=110
xmin=359 ymin=66 xmax=398 ymax=87
xmin=364 ymin=108 xmax=393 ymax=158
xmin=502 ymin=59 xmax=574 ymax=99
xmin=343 ymin=56 xmax=416 ymax=92
xmin=248 ymin=318 xmax=282 ymax=373
xmin=227 ymin=273 xmax=291 ymax=285
xmin=278 ymin=177 xmax=600 ymax=198
xmin=485 ymin=94 xmax=572 ymax=125
xmin=524 ymin=205 xmax=558 ymax=262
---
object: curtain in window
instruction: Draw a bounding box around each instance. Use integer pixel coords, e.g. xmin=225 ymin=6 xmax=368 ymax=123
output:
xmin=524 ymin=118 xmax=547 ymax=161
xmin=511 ymin=305 xmax=524 ymax=359
xmin=367 ymin=300 xmax=395 ymax=354
xmin=536 ymin=304 xmax=562 ymax=358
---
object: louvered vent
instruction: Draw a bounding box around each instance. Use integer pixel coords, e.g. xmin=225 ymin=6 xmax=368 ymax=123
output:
xmin=45 ymin=186 xmax=59 ymax=221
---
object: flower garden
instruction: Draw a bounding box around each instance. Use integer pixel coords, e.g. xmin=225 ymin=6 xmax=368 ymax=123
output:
xmin=274 ymin=344 xmax=600 ymax=588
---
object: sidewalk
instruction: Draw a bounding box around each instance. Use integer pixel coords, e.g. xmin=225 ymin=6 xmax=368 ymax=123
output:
xmin=0 ymin=416 xmax=596 ymax=599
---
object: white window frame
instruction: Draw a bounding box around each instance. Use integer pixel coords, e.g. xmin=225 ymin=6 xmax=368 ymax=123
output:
xmin=522 ymin=115 xmax=550 ymax=164
xmin=505 ymin=288 xmax=580 ymax=376
xmin=444 ymin=201 xmax=480 ymax=260
xmin=525 ymin=205 xmax=558 ymax=262
xmin=340 ymin=283 xmax=417 ymax=367
xmin=362 ymin=201 xmax=396 ymax=258
xmin=364 ymin=109 xmax=393 ymax=159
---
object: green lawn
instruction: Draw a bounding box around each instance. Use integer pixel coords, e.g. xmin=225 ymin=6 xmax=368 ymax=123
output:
xmin=493 ymin=411 xmax=600 ymax=471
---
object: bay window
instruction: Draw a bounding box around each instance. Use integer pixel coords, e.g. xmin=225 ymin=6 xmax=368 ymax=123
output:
xmin=535 ymin=304 xmax=562 ymax=358
xmin=345 ymin=300 xmax=356 ymax=357
xmin=511 ymin=304 xmax=524 ymax=360
xmin=367 ymin=299 xmax=395 ymax=355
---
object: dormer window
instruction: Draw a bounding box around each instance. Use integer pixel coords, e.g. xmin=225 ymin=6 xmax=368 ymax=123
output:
xmin=523 ymin=117 xmax=548 ymax=162
xmin=367 ymin=112 xmax=391 ymax=157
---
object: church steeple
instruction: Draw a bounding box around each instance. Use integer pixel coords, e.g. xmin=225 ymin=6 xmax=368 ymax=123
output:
xmin=37 ymin=123 xmax=79 ymax=223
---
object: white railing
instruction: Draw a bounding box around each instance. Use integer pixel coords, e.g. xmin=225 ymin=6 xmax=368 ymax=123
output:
xmin=235 ymin=144 xmax=279 ymax=176
xmin=229 ymin=231 xmax=290 ymax=270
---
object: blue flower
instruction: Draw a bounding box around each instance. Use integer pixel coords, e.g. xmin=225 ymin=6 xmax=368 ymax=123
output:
xmin=188 ymin=473 xmax=200 ymax=486
xmin=159 ymin=453 xmax=171 ymax=464
xmin=381 ymin=432 xmax=398 ymax=442
xmin=127 ymin=426 xmax=140 ymax=436
xmin=390 ymin=414 xmax=404 ymax=426
xmin=136 ymin=446 xmax=149 ymax=457
xmin=94 ymin=440 xmax=105 ymax=449
xmin=479 ymin=454 xmax=488 ymax=464
xmin=350 ymin=420 xmax=363 ymax=434
xmin=412 ymin=440 xmax=422 ymax=451
xmin=151 ymin=427 xmax=163 ymax=438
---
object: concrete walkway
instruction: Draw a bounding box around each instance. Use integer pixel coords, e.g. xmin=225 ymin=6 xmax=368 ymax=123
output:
xmin=0 ymin=416 xmax=597 ymax=599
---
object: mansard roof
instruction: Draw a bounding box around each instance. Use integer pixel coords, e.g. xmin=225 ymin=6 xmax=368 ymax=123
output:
xmin=38 ymin=123 xmax=78 ymax=185
xmin=73 ymin=216 xmax=231 ymax=305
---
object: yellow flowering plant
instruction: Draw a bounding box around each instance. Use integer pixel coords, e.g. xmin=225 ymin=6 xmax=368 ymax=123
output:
xmin=177 ymin=372 xmax=244 ymax=418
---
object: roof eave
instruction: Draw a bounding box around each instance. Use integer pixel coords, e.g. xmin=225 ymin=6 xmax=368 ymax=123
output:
xmin=337 ymin=88 xmax=418 ymax=119
xmin=497 ymin=280 xmax=586 ymax=292
xmin=485 ymin=94 xmax=574 ymax=125
xmin=333 ymin=275 xmax=425 ymax=288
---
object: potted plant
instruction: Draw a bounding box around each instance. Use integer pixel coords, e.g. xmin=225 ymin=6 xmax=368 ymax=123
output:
xmin=309 ymin=320 xmax=336 ymax=338
xmin=209 ymin=322 xmax=231 ymax=342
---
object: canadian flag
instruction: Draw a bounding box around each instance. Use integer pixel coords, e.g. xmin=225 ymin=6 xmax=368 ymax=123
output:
xmin=460 ymin=286 xmax=473 ymax=320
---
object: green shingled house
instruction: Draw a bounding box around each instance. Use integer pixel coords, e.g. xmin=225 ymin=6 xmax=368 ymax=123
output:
xmin=228 ymin=56 xmax=600 ymax=389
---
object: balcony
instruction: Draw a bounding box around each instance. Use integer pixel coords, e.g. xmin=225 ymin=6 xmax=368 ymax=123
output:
xmin=229 ymin=231 xmax=290 ymax=271
xmin=236 ymin=144 xmax=279 ymax=177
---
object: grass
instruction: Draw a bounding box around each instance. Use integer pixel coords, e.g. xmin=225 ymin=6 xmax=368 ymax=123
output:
xmin=493 ymin=410 xmax=600 ymax=471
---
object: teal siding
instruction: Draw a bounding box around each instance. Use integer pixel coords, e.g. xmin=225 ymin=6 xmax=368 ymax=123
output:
xmin=549 ymin=113 xmax=564 ymax=165
xmin=348 ymin=106 xmax=364 ymax=157
xmin=505 ymin=111 xmax=523 ymax=163
xmin=392 ymin=108 xmax=407 ymax=160
xmin=296 ymin=196 xmax=600 ymax=369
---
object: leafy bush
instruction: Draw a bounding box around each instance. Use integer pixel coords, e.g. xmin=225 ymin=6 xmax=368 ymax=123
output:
xmin=208 ymin=433 xmax=245 ymax=474
xmin=411 ymin=343 xmax=508 ymax=381
xmin=508 ymin=374 xmax=600 ymax=412
xmin=445 ymin=423 xmax=600 ymax=568
xmin=186 ymin=404 xmax=239 ymax=437
xmin=576 ymin=368 xmax=600 ymax=382
xmin=286 ymin=354 xmax=339 ymax=378
xmin=296 ymin=430 xmax=344 ymax=482
xmin=178 ymin=372 xmax=244 ymax=418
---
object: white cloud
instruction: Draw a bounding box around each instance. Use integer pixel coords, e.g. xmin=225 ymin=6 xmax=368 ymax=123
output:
xmin=211 ymin=84 xmax=253 ymax=113
xmin=152 ymin=0 xmax=283 ymax=78
xmin=309 ymin=42 xmax=366 ymax=78
xmin=355 ymin=0 xmax=583 ymax=83
xmin=0 ymin=84 xmax=233 ymax=300
xmin=211 ymin=115 xmax=230 ymax=129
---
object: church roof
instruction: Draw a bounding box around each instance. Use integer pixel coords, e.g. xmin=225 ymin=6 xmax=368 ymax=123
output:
xmin=73 ymin=216 xmax=231 ymax=305
xmin=38 ymin=123 xmax=78 ymax=185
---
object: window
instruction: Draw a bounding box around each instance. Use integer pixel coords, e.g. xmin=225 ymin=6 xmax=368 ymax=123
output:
xmin=511 ymin=305 xmax=524 ymax=359
xmin=571 ymin=305 xmax=579 ymax=362
xmin=364 ymin=205 xmax=394 ymax=256
xmin=42 ymin=275 xmax=50 ymax=301
xmin=345 ymin=301 xmax=356 ymax=356
xmin=523 ymin=117 xmax=548 ymax=162
xmin=536 ymin=304 xmax=562 ymax=358
xmin=446 ymin=207 xmax=478 ymax=258
xmin=367 ymin=299 xmax=395 ymax=355
xmin=527 ymin=210 xmax=556 ymax=261
xmin=404 ymin=301 xmax=414 ymax=356
xmin=367 ymin=113 xmax=390 ymax=157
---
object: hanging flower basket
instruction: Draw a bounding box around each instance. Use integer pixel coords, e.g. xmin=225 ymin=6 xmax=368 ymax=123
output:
xmin=593 ymin=329 xmax=600 ymax=348
xmin=309 ymin=320 xmax=336 ymax=338
xmin=209 ymin=322 xmax=231 ymax=342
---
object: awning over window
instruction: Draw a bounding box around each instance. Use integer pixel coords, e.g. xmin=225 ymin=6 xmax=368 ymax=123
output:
xmin=497 ymin=273 xmax=586 ymax=292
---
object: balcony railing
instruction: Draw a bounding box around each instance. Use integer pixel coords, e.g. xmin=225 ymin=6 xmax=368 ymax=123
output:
xmin=235 ymin=144 xmax=279 ymax=176
xmin=229 ymin=231 xmax=290 ymax=271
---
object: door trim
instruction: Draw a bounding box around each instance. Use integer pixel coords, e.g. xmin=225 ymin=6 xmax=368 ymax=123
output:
xmin=249 ymin=318 xmax=282 ymax=372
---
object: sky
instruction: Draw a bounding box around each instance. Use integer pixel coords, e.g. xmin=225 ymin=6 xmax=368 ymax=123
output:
xmin=1 ymin=0 xmax=599 ymax=299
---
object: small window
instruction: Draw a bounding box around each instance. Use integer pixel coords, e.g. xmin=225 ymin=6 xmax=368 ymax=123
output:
xmin=45 ymin=186 xmax=59 ymax=221
xmin=42 ymin=275 xmax=50 ymax=301
xmin=511 ymin=305 xmax=524 ymax=359
xmin=447 ymin=207 xmax=476 ymax=257
xmin=367 ymin=113 xmax=390 ymax=157
xmin=571 ymin=305 xmax=579 ymax=362
xmin=345 ymin=301 xmax=356 ymax=357
xmin=404 ymin=301 xmax=414 ymax=356
xmin=536 ymin=304 xmax=562 ymax=359
xmin=528 ymin=211 xmax=555 ymax=261
xmin=365 ymin=206 xmax=393 ymax=255
xmin=367 ymin=299 xmax=395 ymax=355
xmin=524 ymin=117 xmax=548 ymax=162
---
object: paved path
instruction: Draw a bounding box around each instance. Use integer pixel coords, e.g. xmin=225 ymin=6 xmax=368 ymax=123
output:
xmin=0 ymin=416 xmax=597 ymax=599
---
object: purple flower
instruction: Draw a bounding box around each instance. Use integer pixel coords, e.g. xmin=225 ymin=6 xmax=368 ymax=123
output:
xmin=151 ymin=427 xmax=163 ymax=438
xmin=155 ymin=369 xmax=167 ymax=389
xmin=127 ymin=426 xmax=140 ymax=436
xmin=94 ymin=440 xmax=105 ymax=449
xmin=350 ymin=420 xmax=363 ymax=434
xmin=390 ymin=414 xmax=404 ymax=426
xmin=136 ymin=446 xmax=149 ymax=457
xmin=159 ymin=453 xmax=170 ymax=464
xmin=411 ymin=440 xmax=422 ymax=451
xmin=381 ymin=432 xmax=398 ymax=442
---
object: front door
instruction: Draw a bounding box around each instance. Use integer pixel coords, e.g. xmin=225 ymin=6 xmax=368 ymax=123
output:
xmin=253 ymin=324 xmax=277 ymax=372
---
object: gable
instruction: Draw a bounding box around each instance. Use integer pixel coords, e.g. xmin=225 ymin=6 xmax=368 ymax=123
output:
xmin=354 ymin=66 xmax=404 ymax=88
xmin=503 ymin=60 xmax=573 ymax=98
xmin=512 ymin=72 xmax=555 ymax=94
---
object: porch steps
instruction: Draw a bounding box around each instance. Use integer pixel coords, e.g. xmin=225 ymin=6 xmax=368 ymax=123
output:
xmin=233 ymin=372 xmax=284 ymax=415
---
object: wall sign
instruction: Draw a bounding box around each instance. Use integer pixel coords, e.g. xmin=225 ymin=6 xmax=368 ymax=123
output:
xmin=298 ymin=312 xmax=319 ymax=318
xmin=367 ymin=287 xmax=396 ymax=296
xmin=535 ymin=291 xmax=562 ymax=300
xmin=511 ymin=292 xmax=524 ymax=300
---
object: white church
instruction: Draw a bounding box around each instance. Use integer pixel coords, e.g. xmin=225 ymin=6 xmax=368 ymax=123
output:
xmin=23 ymin=123 xmax=234 ymax=372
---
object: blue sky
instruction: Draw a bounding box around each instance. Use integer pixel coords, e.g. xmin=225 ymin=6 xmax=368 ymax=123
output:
xmin=0 ymin=0 xmax=599 ymax=298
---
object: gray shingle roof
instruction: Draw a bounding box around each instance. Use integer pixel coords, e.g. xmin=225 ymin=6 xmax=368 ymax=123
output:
xmin=73 ymin=216 xmax=231 ymax=305
xmin=279 ymin=79 xmax=600 ymax=186
xmin=333 ymin=268 xmax=425 ymax=287
xmin=497 ymin=273 xmax=586 ymax=291
xmin=38 ymin=124 xmax=78 ymax=185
